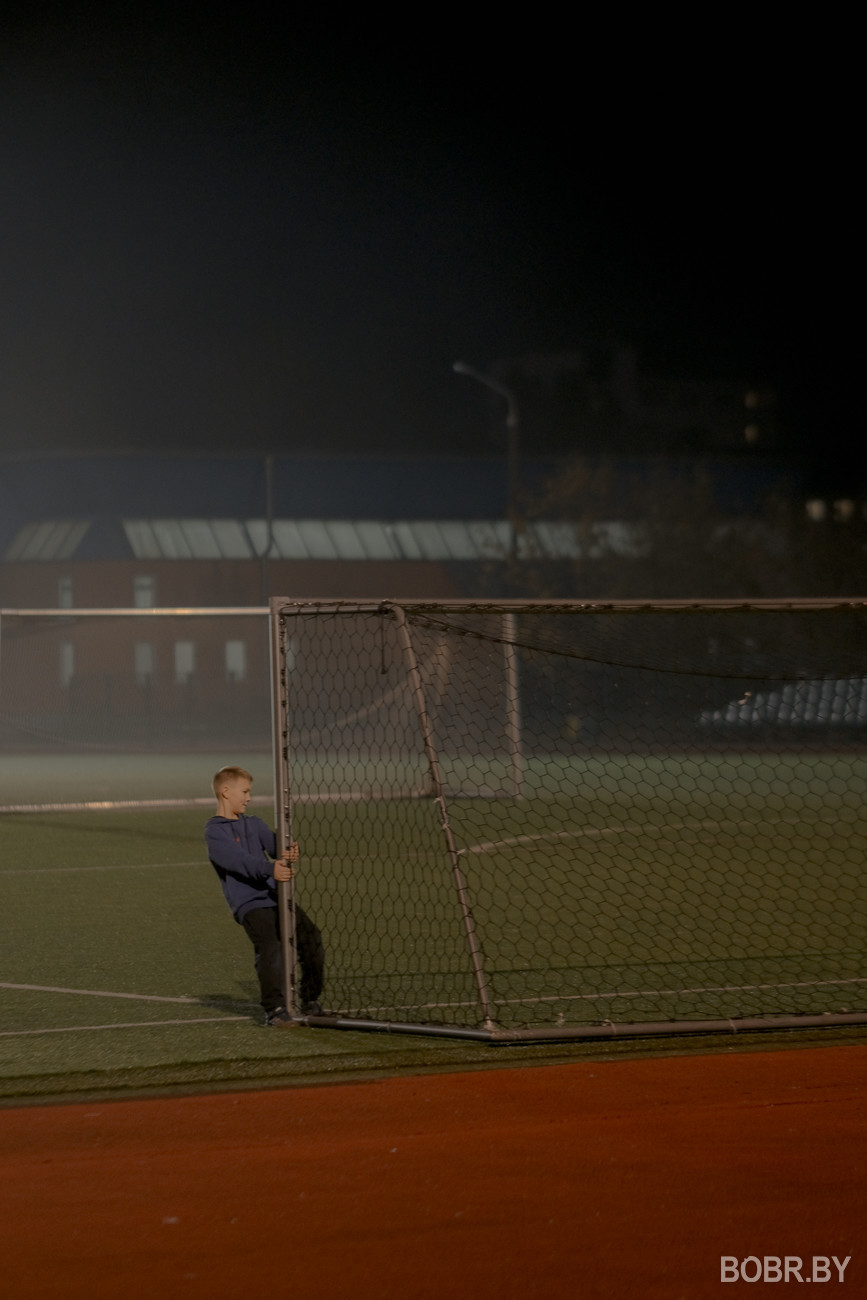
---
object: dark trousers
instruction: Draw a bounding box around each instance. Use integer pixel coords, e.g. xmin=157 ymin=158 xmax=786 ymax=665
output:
xmin=241 ymin=904 xmax=325 ymax=1014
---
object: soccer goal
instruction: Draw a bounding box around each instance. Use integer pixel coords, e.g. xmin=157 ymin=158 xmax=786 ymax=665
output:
xmin=271 ymin=597 xmax=867 ymax=1042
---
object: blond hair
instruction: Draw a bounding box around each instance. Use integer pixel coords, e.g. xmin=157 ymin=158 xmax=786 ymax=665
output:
xmin=212 ymin=765 xmax=253 ymax=795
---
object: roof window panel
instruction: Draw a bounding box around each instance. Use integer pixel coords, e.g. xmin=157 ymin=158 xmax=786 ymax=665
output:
xmin=151 ymin=520 xmax=193 ymax=560
xmin=323 ymin=521 xmax=367 ymax=560
xmin=4 ymin=520 xmax=90 ymax=561
xmin=22 ymin=521 xmax=58 ymax=559
xmin=265 ymin=520 xmax=309 ymax=559
xmin=466 ymin=520 xmax=510 ymax=559
xmin=351 ymin=521 xmax=397 ymax=560
xmin=178 ymin=519 xmax=222 ymax=559
xmin=52 ymin=521 xmax=90 ymax=560
xmin=123 ymin=520 xmax=162 ymax=560
xmin=295 ymin=520 xmax=339 ymax=560
xmin=436 ymin=521 xmax=478 ymax=560
xmin=210 ymin=519 xmax=253 ymax=559
xmin=529 ymin=521 xmax=583 ymax=560
xmin=4 ymin=522 xmax=42 ymax=560
xmin=404 ymin=522 xmax=451 ymax=561
xmin=390 ymin=522 xmax=424 ymax=560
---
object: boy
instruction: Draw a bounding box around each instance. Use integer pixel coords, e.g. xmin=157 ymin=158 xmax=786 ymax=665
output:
xmin=205 ymin=765 xmax=325 ymax=1026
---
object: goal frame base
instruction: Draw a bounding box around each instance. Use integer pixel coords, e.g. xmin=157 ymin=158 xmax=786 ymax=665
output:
xmin=293 ymin=1010 xmax=867 ymax=1043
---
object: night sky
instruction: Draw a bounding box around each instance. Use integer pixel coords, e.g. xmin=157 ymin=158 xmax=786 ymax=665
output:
xmin=1 ymin=11 xmax=857 ymax=488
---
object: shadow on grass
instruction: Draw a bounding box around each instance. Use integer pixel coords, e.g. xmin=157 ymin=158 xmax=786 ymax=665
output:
xmin=198 ymin=993 xmax=263 ymax=1024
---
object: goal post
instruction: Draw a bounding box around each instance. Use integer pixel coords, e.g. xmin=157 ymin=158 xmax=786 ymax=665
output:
xmin=271 ymin=597 xmax=867 ymax=1042
xmin=270 ymin=599 xmax=298 ymax=1016
xmin=391 ymin=602 xmax=496 ymax=1029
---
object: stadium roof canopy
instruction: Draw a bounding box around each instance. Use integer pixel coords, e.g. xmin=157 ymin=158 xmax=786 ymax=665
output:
xmin=4 ymin=516 xmax=647 ymax=563
xmin=0 ymin=452 xmax=793 ymax=563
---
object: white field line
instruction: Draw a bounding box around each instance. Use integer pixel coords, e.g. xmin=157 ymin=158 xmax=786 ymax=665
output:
xmin=0 ymin=791 xmax=417 ymax=814
xmin=460 ymin=814 xmax=804 ymax=856
xmin=0 ymin=861 xmax=205 ymax=876
xmin=492 ymin=975 xmax=867 ymax=1008
xmin=0 ymin=1016 xmax=250 ymax=1038
xmin=351 ymin=975 xmax=867 ymax=1015
xmin=1 ymin=813 xmax=849 ymax=874
xmin=0 ymin=797 xmax=272 ymax=814
xmin=0 ymin=981 xmax=201 ymax=1002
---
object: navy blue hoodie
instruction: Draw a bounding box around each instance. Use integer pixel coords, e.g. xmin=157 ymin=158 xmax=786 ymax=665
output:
xmin=205 ymin=814 xmax=279 ymax=923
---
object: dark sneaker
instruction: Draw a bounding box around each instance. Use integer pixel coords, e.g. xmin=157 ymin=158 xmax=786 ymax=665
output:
xmin=265 ymin=1006 xmax=296 ymax=1028
xmin=302 ymin=1001 xmax=324 ymax=1016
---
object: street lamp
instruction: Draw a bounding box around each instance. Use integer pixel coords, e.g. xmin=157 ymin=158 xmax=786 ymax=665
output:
xmin=453 ymin=362 xmax=523 ymax=791
xmin=453 ymin=361 xmax=521 ymax=560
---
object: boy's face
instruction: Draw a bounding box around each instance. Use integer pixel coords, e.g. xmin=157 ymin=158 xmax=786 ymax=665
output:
xmin=222 ymin=778 xmax=252 ymax=817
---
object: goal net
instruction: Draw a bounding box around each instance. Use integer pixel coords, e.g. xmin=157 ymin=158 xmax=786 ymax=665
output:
xmin=272 ymin=598 xmax=867 ymax=1040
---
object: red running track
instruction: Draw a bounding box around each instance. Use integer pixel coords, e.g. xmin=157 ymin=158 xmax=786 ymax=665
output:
xmin=1 ymin=1044 xmax=864 ymax=1299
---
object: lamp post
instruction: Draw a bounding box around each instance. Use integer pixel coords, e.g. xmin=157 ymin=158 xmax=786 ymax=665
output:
xmin=453 ymin=361 xmax=521 ymax=561
xmin=453 ymin=362 xmax=524 ymax=794
xmin=257 ymin=454 xmax=274 ymax=605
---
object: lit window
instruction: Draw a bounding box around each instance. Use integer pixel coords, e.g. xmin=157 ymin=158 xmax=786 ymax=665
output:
xmin=805 ymin=500 xmax=827 ymax=522
xmin=60 ymin=642 xmax=74 ymax=688
xmin=135 ymin=642 xmax=155 ymax=687
xmin=745 ymin=390 xmax=759 ymax=410
xmin=744 ymin=424 xmax=759 ymax=445
xmin=58 ymin=576 xmax=73 ymax=609
xmin=833 ymin=499 xmax=855 ymax=522
xmin=174 ymin=641 xmax=195 ymax=685
xmin=134 ymin=575 xmax=156 ymax=608
xmin=225 ymin=640 xmax=247 ymax=683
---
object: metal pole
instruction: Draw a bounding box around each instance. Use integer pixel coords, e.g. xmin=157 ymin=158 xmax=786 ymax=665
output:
xmin=269 ymin=598 xmax=297 ymax=1015
xmin=505 ymin=400 xmax=520 ymax=564
xmin=260 ymin=454 xmax=274 ymax=605
xmin=286 ymin=1008 xmax=867 ymax=1044
xmin=453 ymin=362 xmax=521 ymax=562
xmin=391 ymin=603 xmax=496 ymax=1030
xmin=503 ymin=612 xmax=523 ymax=798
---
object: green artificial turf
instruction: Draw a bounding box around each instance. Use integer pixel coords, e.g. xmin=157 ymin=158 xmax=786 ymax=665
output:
xmin=1 ymin=754 xmax=865 ymax=1101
